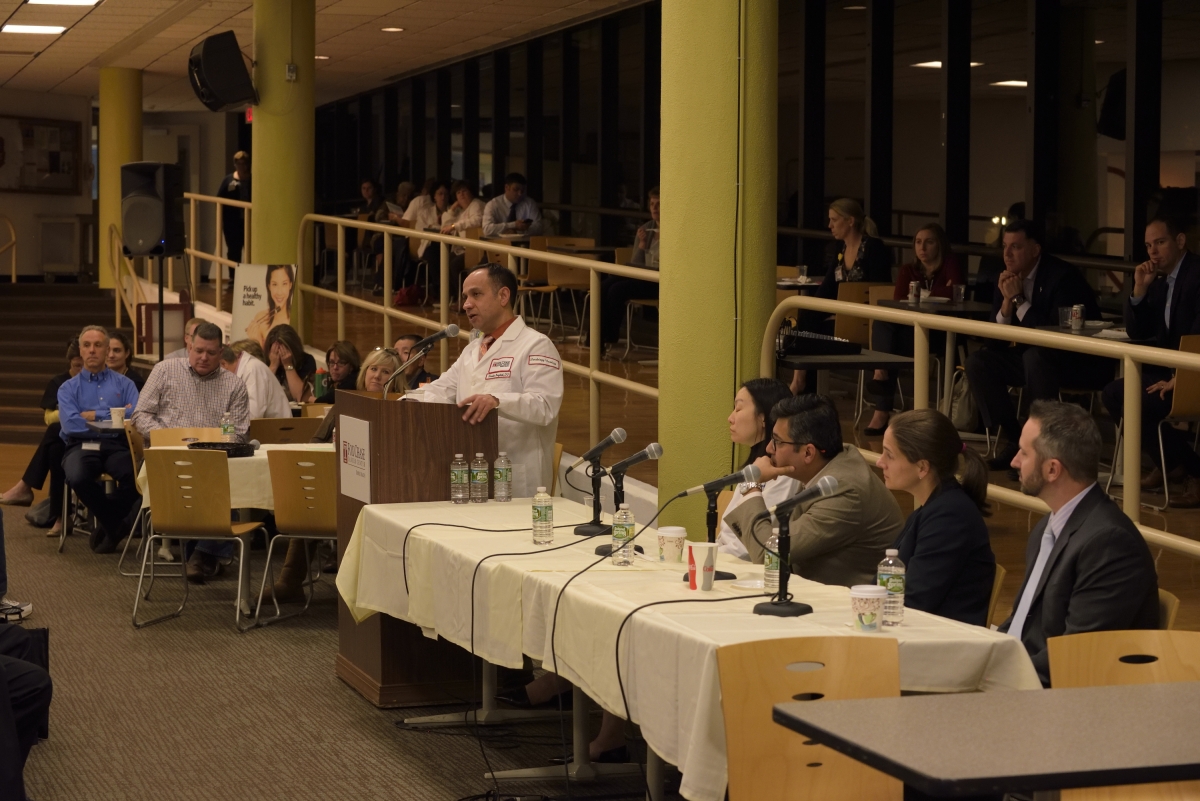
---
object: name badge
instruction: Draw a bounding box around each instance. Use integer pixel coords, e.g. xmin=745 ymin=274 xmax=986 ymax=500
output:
xmin=486 ymin=356 xmax=514 ymax=380
xmin=82 ymin=441 xmax=101 ymax=451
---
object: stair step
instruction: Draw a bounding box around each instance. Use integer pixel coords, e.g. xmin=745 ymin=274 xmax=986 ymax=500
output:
xmin=8 ymin=372 xmax=61 ymax=390
xmin=0 ymin=283 xmax=107 ymax=297
xmin=0 ymin=407 xmax=46 ymax=425
xmin=0 ymin=423 xmax=48 ymax=445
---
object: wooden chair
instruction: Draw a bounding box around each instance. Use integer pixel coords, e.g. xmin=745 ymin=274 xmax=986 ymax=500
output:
xmin=300 ymin=403 xmax=333 ymax=418
xmin=613 ymin=247 xmax=635 ymax=266
xmin=254 ymin=450 xmax=338 ymax=627
xmin=544 ymin=237 xmax=597 ymax=338
xmin=1159 ymin=588 xmax=1180 ymax=630
xmin=622 ymin=299 xmax=659 ymax=359
xmin=987 ymin=564 xmax=1007 ymax=628
xmin=148 ymin=427 xmax=222 ymax=447
xmin=716 ymin=636 xmax=902 ymax=801
xmin=1047 ymin=629 xmax=1200 ymax=801
xmin=247 ymin=417 xmax=322 ymax=445
xmin=835 ymin=282 xmax=893 ymax=424
xmin=117 ymin=421 xmax=164 ymax=577
xmin=519 ymin=236 xmax=561 ymax=332
xmin=551 ymin=442 xmax=564 ymax=496
xmin=134 ymin=449 xmax=264 ymax=631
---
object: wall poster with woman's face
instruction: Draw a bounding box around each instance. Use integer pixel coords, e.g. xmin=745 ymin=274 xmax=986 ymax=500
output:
xmin=231 ymin=263 xmax=296 ymax=349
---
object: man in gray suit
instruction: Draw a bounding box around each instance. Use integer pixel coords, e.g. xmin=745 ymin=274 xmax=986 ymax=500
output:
xmin=724 ymin=394 xmax=902 ymax=587
xmin=1000 ymin=400 xmax=1158 ymax=687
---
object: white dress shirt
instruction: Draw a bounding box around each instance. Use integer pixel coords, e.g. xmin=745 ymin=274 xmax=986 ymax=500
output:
xmin=235 ymin=352 xmax=293 ymax=420
xmin=413 ymin=202 xmax=445 ymax=258
xmin=716 ymin=475 xmax=800 ymax=560
xmin=482 ymin=195 xmax=544 ymax=237
xmin=402 ymin=194 xmax=432 ymax=222
xmin=442 ymin=198 xmax=486 ymax=256
xmin=996 ymin=260 xmax=1039 ymax=324
xmin=1129 ymin=253 xmax=1184 ymax=328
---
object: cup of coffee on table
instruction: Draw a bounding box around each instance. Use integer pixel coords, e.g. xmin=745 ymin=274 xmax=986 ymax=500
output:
xmin=657 ymin=526 xmax=687 ymax=563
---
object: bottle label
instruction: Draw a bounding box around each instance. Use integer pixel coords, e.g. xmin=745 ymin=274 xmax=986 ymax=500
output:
xmin=493 ymin=466 xmax=511 ymax=483
xmin=451 ymin=468 xmax=468 ymax=485
xmin=612 ymin=522 xmax=633 ymax=543
xmin=533 ymin=503 xmax=553 ymax=525
xmin=764 ymin=551 xmax=780 ymax=571
xmin=471 ymin=468 xmax=488 ymax=484
xmin=879 ymin=573 xmax=905 ymax=594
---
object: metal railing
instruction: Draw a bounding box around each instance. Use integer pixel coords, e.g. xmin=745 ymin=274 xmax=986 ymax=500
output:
xmin=762 ymin=295 xmax=1200 ymax=561
xmin=293 ymin=214 xmax=660 ymax=445
xmin=106 ymin=224 xmax=148 ymax=341
xmin=184 ymin=192 xmax=252 ymax=312
xmin=0 ymin=216 xmax=15 ymax=282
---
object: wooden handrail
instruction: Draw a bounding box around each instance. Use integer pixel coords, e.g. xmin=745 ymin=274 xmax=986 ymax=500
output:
xmin=107 ymin=224 xmax=147 ymax=343
xmin=184 ymin=193 xmax=253 ymax=312
xmin=0 ymin=216 xmax=15 ymax=283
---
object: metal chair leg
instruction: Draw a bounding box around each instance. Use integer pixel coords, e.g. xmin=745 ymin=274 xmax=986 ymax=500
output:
xmin=132 ymin=533 xmax=189 ymax=629
xmin=1105 ymin=419 xmax=1123 ymax=495
xmin=235 ymin=534 xmax=254 ymax=632
xmin=58 ymin=482 xmax=71 ymax=553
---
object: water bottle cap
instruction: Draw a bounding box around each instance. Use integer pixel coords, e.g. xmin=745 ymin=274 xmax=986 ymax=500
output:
xmin=771 ymin=527 xmax=779 ymax=534
xmin=455 ymin=453 xmax=463 ymax=458
xmin=886 ymin=548 xmax=898 ymax=556
xmin=619 ymin=503 xmax=629 ymax=509
xmin=499 ymin=451 xmax=506 ymax=456
xmin=476 ymin=453 xmax=484 ymax=457
xmin=536 ymin=486 xmax=546 ymax=493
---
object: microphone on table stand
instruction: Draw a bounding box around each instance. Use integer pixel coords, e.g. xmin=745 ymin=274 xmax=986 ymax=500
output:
xmin=572 ymin=428 xmax=627 ymax=538
xmin=593 ymin=442 xmax=662 ymax=557
xmin=751 ymin=475 xmax=838 ymax=618
xmin=676 ymin=464 xmax=762 ymax=583
xmin=381 ymin=324 xmax=460 ymax=400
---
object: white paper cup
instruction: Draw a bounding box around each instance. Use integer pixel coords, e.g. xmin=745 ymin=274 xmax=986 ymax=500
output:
xmin=849 ymin=585 xmax=888 ymax=632
xmin=657 ymin=526 xmax=687 ymax=563
xmin=687 ymin=542 xmax=718 ymax=591
xmin=109 ymin=407 xmax=126 ymax=425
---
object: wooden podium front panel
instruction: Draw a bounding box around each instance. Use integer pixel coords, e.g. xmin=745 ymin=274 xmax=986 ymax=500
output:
xmin=333 ymin=391 xmax=498 ymax=707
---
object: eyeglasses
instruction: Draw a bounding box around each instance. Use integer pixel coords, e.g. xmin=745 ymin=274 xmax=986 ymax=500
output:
xmin=770 ymin=434 xmax=801 ymax=450
xmin=327 ymin=359 xmax=345 ymax=367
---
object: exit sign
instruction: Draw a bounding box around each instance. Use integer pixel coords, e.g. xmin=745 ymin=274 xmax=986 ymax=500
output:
xmin=245 ymin=107 xmax=253 ymax=123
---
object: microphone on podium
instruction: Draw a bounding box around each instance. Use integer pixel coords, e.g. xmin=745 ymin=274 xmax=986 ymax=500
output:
xmin=410 ymin=324 xmax=460 ymax=352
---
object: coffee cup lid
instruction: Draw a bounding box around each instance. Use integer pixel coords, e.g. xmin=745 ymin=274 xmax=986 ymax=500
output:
xmin=849 ymin=585 xmax=888 ymax=598
xmin=657 ymin=526 xmax=687 ymax=537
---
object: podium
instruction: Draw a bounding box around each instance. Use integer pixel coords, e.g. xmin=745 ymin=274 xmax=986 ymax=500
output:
xmin=333 ymin=390 xmax=499 ymax=707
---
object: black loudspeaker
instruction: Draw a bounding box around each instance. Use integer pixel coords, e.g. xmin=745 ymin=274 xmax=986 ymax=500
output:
xmin=121 ymin=162 xmax=185 ymax=258
xmin=188 ymin=31 xmax=257 ymax=112
xmin=1096 ymin=68 xmax=1126 ymax=141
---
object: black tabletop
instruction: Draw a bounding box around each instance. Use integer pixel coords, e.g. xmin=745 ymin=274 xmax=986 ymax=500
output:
xmin=85 ymin=419 xmax=126 ymax=433
xmin=773 ymin=682 xmax=1200 ymax=796
xmin=549 ymin=245 xmax=619 ymax=254
xmin=1034 ymin=324 xmax=1136 ymax=341
xmin=776 ymin=280 xmax=823 ymax=294
xmin=878 ymin=299 xmax=995 ymax=318
xmin=778 ymin=349 xmax=913 ymax=372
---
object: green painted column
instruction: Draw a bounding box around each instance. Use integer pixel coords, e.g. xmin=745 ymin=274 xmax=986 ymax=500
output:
xmin=98 ymin=67 xmax=142 ymax=290
xmin=658 ymin=0 xmax=778 ymax=533
xmin=252 ymin=0 xmax=315 ymax=329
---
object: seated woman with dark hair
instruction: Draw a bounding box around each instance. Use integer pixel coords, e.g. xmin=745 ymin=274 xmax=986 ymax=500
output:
xmin=265 ymin=324 xmax=316 ymax=403
xmin=863 ymin=223 xmax=962 ymax=435
xmin=315 ymin=341 xmax=361 ymax=405
xmin=107 ymin=330 xmax=144 ymax=391
xmin=875 ymin=408 xmax=996 ymax=626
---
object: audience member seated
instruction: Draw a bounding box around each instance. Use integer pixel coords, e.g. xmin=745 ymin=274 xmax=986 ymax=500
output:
xmin=311 ymin=347 xmax=402 ymax=444
xmin=60 ymin=325 xmax=140 ymax=554
xmin=244 ymin=264 xmax=296 ymax=349
xmin=863 ymin=223 xmax=962 ymax=435
xmin=600 ymin=186 xmax=660 ymax=351
xmin=716 ymin=378 xmax=797 ymax=559
xmin=0 ymin=341 xmax=81 ymax=537
xmin=1101 ymin=216 xmax=1200 ymax=507
xmin=0 ymin=496 xmax=32 ymax=620
xmin=314 ymin=341 xmax=361 ymax=404
xmin=164 ymin=317 xmax=203 ymax=360
xmin=393 ymin=334 xmax=439 ymax=389
xmin=875 ymin=409 xmax=995 ymax=625
xmin=106 ymin=330 xmax=144 ymax=391
xmin=482 ymin=173 xmax=544 ymax=237
xmin=999 ymin=400 xmax=1159 ymax=686
xmin=723 ymin=394 xmax=903 ymax=584
xmin=230 ymin=338 xmax=267 ymax=364
xmin=265 ymin=324 xmax=316 ymax=403
xmin=410 ymin=180 xmax=452 ymax=298
xmin=134 ymin=322 xmax=251 ymax=583
xmin=966 ymin=219 xmax=1108 ymax=472
xmin=441 ymin=181 xmax=486 ymax=289
xmin=220 ymin=344 xmax=291 ymax=419
xmin=0 ymin=576 xmax=53 ymax=801
xmin=400 ymin=178 xmax=435 ymax=223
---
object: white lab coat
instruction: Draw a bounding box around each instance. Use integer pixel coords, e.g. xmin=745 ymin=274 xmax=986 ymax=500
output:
xmin=413 ymin=316 xmax=563 ymax=497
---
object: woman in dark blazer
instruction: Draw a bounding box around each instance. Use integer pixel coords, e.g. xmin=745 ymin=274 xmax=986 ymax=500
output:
xmin=875 ymin=408 xmax=996 ymax=626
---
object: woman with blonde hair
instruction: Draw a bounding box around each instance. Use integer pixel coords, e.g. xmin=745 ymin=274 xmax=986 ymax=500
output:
xmin=356 ymin=347 xmax=402 ymax=392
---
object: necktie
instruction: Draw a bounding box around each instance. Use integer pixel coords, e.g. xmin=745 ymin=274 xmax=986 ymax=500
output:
xmin=506 ymin=201 xmax=518 ymax=223
xmin=1007 ymin=528 xmax=1056 ymax=643
xmin=1165 ymin=273 xmax=1176 ymax=329
xmin=479 ymin=335 xmax=495 ymax=358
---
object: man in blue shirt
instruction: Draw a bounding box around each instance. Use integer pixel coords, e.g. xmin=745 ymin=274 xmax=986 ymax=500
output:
xmin=59 ymin=325 xmax=140 ymax=553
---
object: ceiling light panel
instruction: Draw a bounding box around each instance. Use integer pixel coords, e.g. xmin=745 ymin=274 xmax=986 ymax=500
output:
xmin=2 ymin=24 xmax=66 ymax=33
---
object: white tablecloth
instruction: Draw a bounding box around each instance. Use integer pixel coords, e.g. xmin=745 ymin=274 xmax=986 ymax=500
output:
xmin=136 ymin=443 xmax=335 ymax=510
xmin=337 ymin=498 xmax=1042 ymax=801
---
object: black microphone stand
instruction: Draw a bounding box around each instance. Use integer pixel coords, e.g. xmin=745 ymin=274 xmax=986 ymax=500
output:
xmin=754 ymin=511 xmax=813 ymax=617
xmin=381 ymin=344 xmax=432 ymax=400
xmin=573 ymin=459 xmax=611 ymax=538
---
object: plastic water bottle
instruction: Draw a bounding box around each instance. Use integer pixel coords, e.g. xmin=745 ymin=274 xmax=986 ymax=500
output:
xmin=878 ymin=548 xmax=906 ymax=626
xmin=470 ymin=453 xmax=489 ymax=503
xmin=220 ymin=411 xmax=235 ymax=442
xmin=763 ymin=527 xmax=780 ymax=595
xmin=493 ymin=452 xmax=512 ymax=502
xmin=611 ymin=504 xmax=635 ymax=566
xmin=450 ymin=454 xmax=469 ymax=504
xmin=532 ymin=487 xmax=553 ymax=545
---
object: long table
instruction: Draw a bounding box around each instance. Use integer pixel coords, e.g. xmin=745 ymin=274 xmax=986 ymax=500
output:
xmin=337 ymin=498 xmax=1041 ymax=801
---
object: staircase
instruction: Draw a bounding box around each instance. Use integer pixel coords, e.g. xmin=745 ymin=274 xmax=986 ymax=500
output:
xmin=0 ymin=283 xmax=131 ymax=445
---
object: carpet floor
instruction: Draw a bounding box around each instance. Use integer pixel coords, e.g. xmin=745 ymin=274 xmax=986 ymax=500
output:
xmin=2 ymin=507 xmax=654 ymax=801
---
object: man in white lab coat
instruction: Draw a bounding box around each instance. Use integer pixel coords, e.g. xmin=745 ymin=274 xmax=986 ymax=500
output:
xmin=413 ymin=263 xmax=563 ymax=496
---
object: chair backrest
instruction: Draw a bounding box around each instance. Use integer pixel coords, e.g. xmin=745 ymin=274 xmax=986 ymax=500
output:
xmin=1159 ymin=588 xmax=1181 ymax=630
xmin=834 ymin=282 xmax=891 ymax=347
xmin=148 ymin=427 xmax=222 ymax=447
xmin=143 ymin=449 xmax=236 ymax=537
xmin=716 ymin=636 xmax=902 ymax=801
xmin=322 ymin=222 xmax=339 ymax=253
xmin=987 ymin=564 xmax=1007 ymax=628
xmin=266 ymin=449 xmax=337 ymax=537
xmin=525 ymin=236 xmax=552 ymax=285
xmin=461 ymin=227 xmax=486 ymax=272
xmin=124 ymin=419 xmax=146 ymax=492
xmin=301 ymin=403 xmax=333 ymax=418
xmin=551 ymin=442 xmax=564 ymax=495
xmin=545 ymin=237 xmax=597 ymax=290
xmin=777 ymin=265 xmax=800 ymax=280
xmin=1047 ymin=630 xmax=1200 ymax=688
xmin=247 ymin=417 xmax=323 ymax=445
xmin=1168 ymin=335 xmax=1200 ymax=418
xmin=613 ymin=247 xmax=635 ymax=266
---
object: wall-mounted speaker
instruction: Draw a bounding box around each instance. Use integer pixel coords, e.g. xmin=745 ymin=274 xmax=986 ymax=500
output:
xmin=188 ymin=31 xmax=258 ymax=112
xmin=121 ymin=162 xmax=185 ymax=258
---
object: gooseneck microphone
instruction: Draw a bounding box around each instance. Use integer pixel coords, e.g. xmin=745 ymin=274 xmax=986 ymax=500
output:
xmin=567 ymin=427 xmax=627 ymax=472
xmin=410 ymin=323 xmax=460 ymax=352
xmin=767 ymin=475 xmax=838 ymax=519
xmin=677 ymin=464 xmax=762 ymax=498
xmin=609 ymin=442 xmax=662 ymax=476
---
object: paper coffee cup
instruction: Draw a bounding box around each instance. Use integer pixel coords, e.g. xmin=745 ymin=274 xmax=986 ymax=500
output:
xmin=657 ymin=526 xmax=687 ymax=563
xmin=849 ymin=585 xmax=888 ymax=632
xmin=687 ymin=542 xmax=718 ymax=591
xmin=109 ymin=407 xmax=126 ymax=425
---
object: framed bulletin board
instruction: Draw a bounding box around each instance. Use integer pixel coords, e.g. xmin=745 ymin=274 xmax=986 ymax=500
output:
xmin=0 ymin=115 xmax=82 ymax=195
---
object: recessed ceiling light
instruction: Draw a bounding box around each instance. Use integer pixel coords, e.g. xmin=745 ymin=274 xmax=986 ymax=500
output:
xmin=844 ymin=4 xmax=866 ymax=9
xmin=990 ymin=80 xmax=1028 ymax=87
xmin=381 ymin=27 xmax=404 ymax=32
xmin=315 ymin=55 xmax=329 ymax=60
xmin=27 ymin=0 xmax=98 ymax=5
xmin=911 ymin=61 xmax=984 ymax=68
xmin=2 ymin=24 xmax=66 ymax=34
xmin=1095 ymin=39 xmax=1104 ymax=44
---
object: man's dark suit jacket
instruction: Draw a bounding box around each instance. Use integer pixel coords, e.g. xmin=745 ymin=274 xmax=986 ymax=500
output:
xmin=1125 ymin=251 xmax=1200 ymax=351
xmin=891 ymin=480 xmax=995 ymax=627
xmin=987 ymin=254 xmax=1101 ymax=346
xmin=998 ymin=485 xmax=1158 ymax=687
